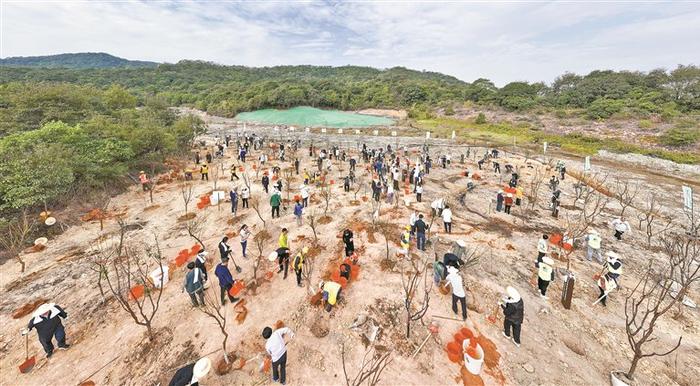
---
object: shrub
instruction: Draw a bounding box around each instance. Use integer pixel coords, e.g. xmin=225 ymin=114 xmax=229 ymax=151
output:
xmin=638 ymin=119 xmax=653 ymax=129
xmin=475 ymin=112 xmax=487 ymax=124
xmin=586 ymin=98 xmax=624 ymax=119
xmin=657 ymin=126 xmax=700 ymax=147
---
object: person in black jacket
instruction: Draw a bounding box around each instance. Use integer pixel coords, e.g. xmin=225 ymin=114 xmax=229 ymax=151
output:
xmin=500 ymin=286 xmax=524 ymax=347
xmin=443 ymin=253 xmax=464 ymax=270
xmin=168 ymin=357 xmax=212 ymax=386
xmin=342 ymin=229 xmax=354 ymax=257
xmin=22 ymin=303 xmax=70 ymax=358
xmin=262 ymin=174 xmax=270 ymax=194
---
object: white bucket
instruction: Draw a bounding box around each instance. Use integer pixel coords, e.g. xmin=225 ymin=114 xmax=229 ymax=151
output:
xmin=149 ymin=266 xmax=170 ymax=288
xmin=610 ymin=371 xmax=630 ymax=386
xmin=462 ymin=339 xmax=484 ymax=375
xmin=210 ymin=194 xmax=219 ymax=206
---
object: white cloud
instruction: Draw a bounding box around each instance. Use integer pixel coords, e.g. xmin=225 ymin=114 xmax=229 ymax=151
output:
xmin=1 ymin=1 xmax=698 ymax=85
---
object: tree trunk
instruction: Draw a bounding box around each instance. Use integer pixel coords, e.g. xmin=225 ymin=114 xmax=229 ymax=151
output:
xmin=627 ymin=354 xmax=641 ymax=379
xmin=222 ymin=333 xmax=230 ymax=364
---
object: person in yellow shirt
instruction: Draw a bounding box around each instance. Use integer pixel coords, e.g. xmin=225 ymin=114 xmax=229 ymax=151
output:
xmin=279 ymin=228 xmax=289 ymax=249
xmin=515 ymin=186 xmax=524 ymax=206
xmin=319 ymin=280 xmax=342 ymax=312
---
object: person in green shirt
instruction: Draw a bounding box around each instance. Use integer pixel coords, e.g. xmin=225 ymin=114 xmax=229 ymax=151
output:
xmin=270 ymin=190 xmax=282 ymax=218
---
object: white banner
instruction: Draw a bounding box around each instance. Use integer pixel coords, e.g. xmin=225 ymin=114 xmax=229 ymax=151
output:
xmin=373 ymin=130 xmax=379 ymax=136
xmin=543 ymin=142 xmax=548 ymax=153
xmin=426 ymin=132 xmax=431 ymax=139
xmin=451 ymin=130 xmax=456 ymax=139
xmin=305 ymin=127 xmax=310 ymax=133
xmin=338 ymin=129 xmax=343 ymax=134
xmin=355 ymin=129 xmax=361 ymax=135
xmin=584 ymin=156 xmax=591 ymax=171
xmin=682 ymin=186 xmax=694 ymax=211
xmin=391 ymin=131 xmax=397 ymax=137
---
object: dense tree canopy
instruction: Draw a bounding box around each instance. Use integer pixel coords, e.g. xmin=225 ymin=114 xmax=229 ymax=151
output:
xmin=2 ymin=62 xmax=698 ymax=120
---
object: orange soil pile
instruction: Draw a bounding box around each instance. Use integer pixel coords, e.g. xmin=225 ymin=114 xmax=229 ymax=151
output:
xmin=475 ymin=334 xmax=505 ymax=384
xmin=460 ymin=366 xmax=485 ymax=386
xmin=81 ymin=209 xmax=105 ymax=222
xmin=12 ymin=298 xmax=49 ymax=319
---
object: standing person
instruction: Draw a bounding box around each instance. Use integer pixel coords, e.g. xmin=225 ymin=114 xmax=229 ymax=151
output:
xmin=293 ymin=247 xmax=308 ymax=287
xmin=239 ymin=224 xmax=250 ymax=258
xmin=294 ymin=158 xmax=300 ymax=175
xmin=445 ymin=266 xmax=467 ymax=321
xmin=431 ymin=197 xmax=445 ymax=217
xmin=279 ymin=228 xmax=289 ymax=249
xmin=184 ymin=262 xmax=205 ymax=307
xmin=499 ymin=286 xmax=524 ymax=347
xmin=409 ymin=210 xmax=418 ymax=236
xmin=343 ymin=175 xmax=351 ymax=192
xmin=560 ymin=165 xmax=566 ymax=180
xmin=415 ymin=214 xmax=428 ymax=251
xmin=537 ymin=234 xmax=549 ymax=263
xmin=270 ymin=190 xmax=281 ymax=218
xmin=504 ymin=193 xmax=514 ymax=214
xmin=139 ymin=171 xmax=150 ymax=191
xmin=230 ymin=166 xmax=240 ymax=181
xmin=536 ymin=256 xmax=555 ymax=299
xmin=194 ymin=151 xmax=201 ymax=165
xmin=215 ymin=257 xmax=239 ymax=305
xmin=496 ymin=190 xmax=504 ymax=212
xmin=493 ymin=161 xmax=501 ymax=174
xmin=193 ymin=249 xmax=209 ymax=283
xmin=168 ymin=357 xmax=212 ymax=386
xmin=515 ymin=186 xmax=524 ymax=206
xmin=293 ymin=200 xmax=303 ymax=226
xmin=262 ymin=173 xmax=270 ymax=194
xmin=22 ymin=303 xmax=70 ymax=358
xmin=241 ymin=186 xmax=250 ymax=208
xmin=262 ymin=326 xmax=295 ymax=385
xmin=200 ymin=164 xmax=209 ymax=181
xmin=230 ymin=188 xmax=239 ymax=216
xmin=442 ymin=204 xmax=452 ymax=233
xmin=585 ymin=229 xmax=603 ymax=262
xmin=342 ymin=229 xmax=354 ymax=257
xmin=218 ymin=236 xmax=232 ymax=261
xmin=300 ymin=183 xmax=310 ymax=208
xmin=611 ymin=218 xmax=631 ymax=240
xmin=206 ymin=152 xmax=212 ymax=164
xmin=415 ymin=183 xmax=423 ymax=202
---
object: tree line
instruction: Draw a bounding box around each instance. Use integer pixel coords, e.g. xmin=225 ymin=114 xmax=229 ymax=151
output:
xmin=1 ymin=61 xmax=698 ymax=122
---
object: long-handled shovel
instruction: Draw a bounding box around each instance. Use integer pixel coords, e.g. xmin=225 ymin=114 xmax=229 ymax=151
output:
xmin=228 ymin=252 xmax=242 ymax=273
xmin=19 ymin=333 xmax=36 ymax=374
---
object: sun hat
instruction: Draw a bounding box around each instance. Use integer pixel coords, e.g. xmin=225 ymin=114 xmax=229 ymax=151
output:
xmin=44 ymin=217 xmax=56 ymax=226
xmin=34 ymin=237 xmax=48 ymax=246
xmin=542 ymin=256 xmax=555 ymax=265
xmin=193 ymin=357 xmax=212 ymax=379
xmin=506 ymin=286 xmax=521 ymax=302
xmin=267 ymin=251 xmax=278 ymax=262
xmin=32 ymin=303 xmax=54 ymax=318
xmin=302 ymin=246 xmax=309 ymax=254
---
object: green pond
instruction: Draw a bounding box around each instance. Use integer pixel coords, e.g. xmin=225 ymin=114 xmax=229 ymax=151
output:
xmin=235 ymin=106 xmax=394 ymax=128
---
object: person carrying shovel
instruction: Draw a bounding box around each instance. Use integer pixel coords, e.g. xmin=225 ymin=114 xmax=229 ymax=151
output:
xmin=22 ymin=303 xmax=70 ymax=358
xmin=215 ymin=257 xmax=240 ymax=305
xmin=594 ymin=251 xmax=623 ymax=307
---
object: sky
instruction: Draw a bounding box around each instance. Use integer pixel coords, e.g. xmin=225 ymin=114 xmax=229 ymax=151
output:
xmin=1 ymin=0 xmax=699 ymax=85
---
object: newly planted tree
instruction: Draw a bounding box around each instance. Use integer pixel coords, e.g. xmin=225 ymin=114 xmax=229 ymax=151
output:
xmin=0 ymin=210 xmax=35 ymax=272
xmin=180 ymin=182 xmax=194 ymax=214
xmin=614 ymin=178 xmax=641 ymax=219
xmin=341 ymin=341 xmax=393 ymax=386
xmin=198 ymin=290 xmax=231 ymax=364
xmin=400 ymin=258 xmax=432 ymax=338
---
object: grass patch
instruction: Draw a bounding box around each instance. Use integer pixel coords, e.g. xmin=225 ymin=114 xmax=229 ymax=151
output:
xmin=414 ymin=117 xmax=700 ymax=164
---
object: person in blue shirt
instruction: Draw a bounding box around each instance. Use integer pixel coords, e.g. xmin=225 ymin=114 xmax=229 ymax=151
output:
xmin=215 ymin=257 xmax=239 ymax=305
xmin=293 ymin=200 xmax=303 ymax=226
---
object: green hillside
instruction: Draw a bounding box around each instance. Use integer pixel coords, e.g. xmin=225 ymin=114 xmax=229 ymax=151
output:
xmin=0 ymin=52 xmax=158 ymax=69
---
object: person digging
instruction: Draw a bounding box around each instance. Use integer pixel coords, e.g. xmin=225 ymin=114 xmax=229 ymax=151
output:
xmin=22 ymin=303 xmax=70 ymax=359
xmin=445 ymin=266 xmax=467 ymax=321
xmin=319 ymin=280 xmax=342 ymax=312
xmin=263 ymin=326 xmax=295 ymax=385
xmin=342 ymin=229 xmax=354 ymax=257
xmin=595 ymin=251 xmax=623 ymax=307
xmin=277 ymin=247 xmax=291 ymax=279
xmin=215 ymin=257 xmax=240 ymax=305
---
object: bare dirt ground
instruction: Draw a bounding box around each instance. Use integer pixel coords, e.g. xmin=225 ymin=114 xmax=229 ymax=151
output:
xmin=1 ymin=119 xmax=699 ymax=386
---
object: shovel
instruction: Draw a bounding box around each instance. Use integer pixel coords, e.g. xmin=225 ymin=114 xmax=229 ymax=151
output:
xmin=19 ymin=333 xmax=36 ymax=374
xmin=227 ymin=252 xmax=242 ymax=273
xmin=487 ymin=304 xmax=500 ymax=324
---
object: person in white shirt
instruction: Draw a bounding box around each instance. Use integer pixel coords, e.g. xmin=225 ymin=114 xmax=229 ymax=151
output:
xmin=445 ymin=266 xmax=467 ymax=320
xmin=300 ymin=183 xmax=310 ymax=208
xmin=415 ymin=183 xmax=423 ymax=202
xmin=431 ymin=197 xmax=445 ymax=216
xmin=537 ymin=234 xmax=549 ymax=263
xmin=262 ymin=326 xmax=295 ymax=385
xmin=442 ymin=204 xmax=453 ymax=233
xmin=409 ymin=210 xmax=418 ymax=236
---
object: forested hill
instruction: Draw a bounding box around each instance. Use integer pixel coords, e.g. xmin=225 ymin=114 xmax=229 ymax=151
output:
xmin=1 ymin=58 xmax=699 ymax=122
xmin=0 ymin=52 xmax=158 ymax=69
